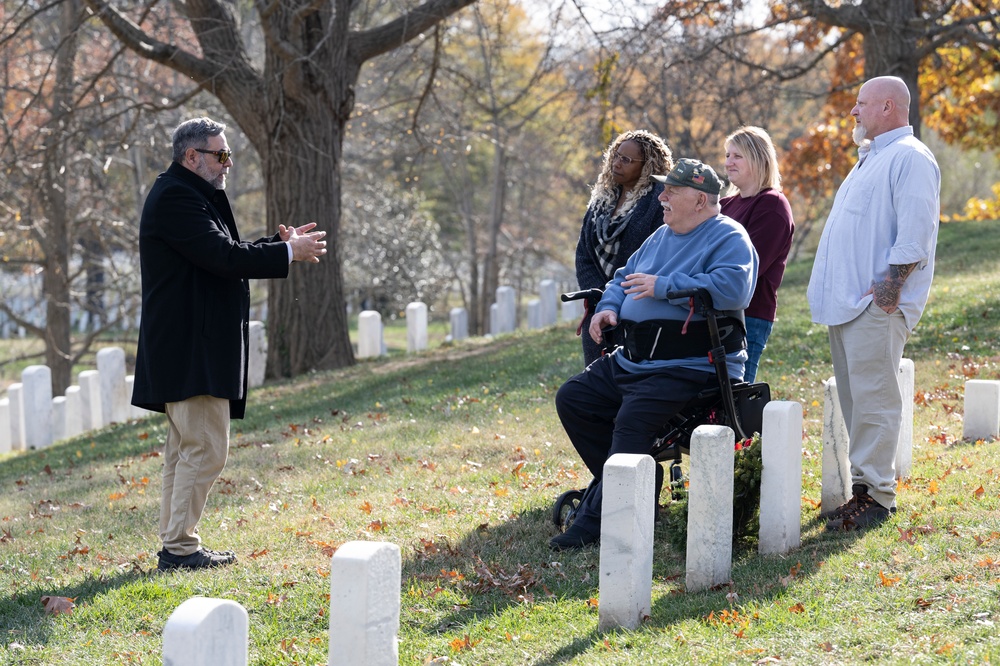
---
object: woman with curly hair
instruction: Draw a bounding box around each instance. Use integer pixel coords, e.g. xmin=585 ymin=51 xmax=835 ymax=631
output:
xmin=721 ymin=126 xmax=795 ymax=383
xmin=575 ymin=130 xmax=673 ymax=366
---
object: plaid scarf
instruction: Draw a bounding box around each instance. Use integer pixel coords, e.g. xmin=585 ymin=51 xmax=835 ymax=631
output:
xmin=593 ymin=199 xmax=633 ymax=281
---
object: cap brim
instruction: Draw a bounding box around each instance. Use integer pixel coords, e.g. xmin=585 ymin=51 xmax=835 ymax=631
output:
xmin=652 ymin=174 xmax=684 ymax=187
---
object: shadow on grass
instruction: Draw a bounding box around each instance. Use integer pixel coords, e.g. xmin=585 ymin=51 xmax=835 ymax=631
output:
xmin=647 ymin=511 xmax=864 ymax=625
xmin=397 ymin=487 xmax=868 ymax=665
xmin=0 ymin=567 xmax=154 ymax=648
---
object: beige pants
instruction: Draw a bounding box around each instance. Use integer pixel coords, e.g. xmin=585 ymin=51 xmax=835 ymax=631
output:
xmin=159 ymin=395 xmax=230 ymax=555
xmin=828 ymin=302 xmax=910 ymax=510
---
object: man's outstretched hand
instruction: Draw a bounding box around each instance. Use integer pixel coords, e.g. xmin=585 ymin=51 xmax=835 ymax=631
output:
xmin=279 ymin=223 xmax=327 ymax=263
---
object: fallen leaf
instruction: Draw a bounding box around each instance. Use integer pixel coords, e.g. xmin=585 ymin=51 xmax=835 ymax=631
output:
xmin=878 ymin=571 xmax=901 ymax=587
xmin=41 ymin=596 xmax=75 ymax=615
xmin=788 ymin=603 xmax=805 ymax=613
xmin=449 ymin=634 xmax=480 ymax=652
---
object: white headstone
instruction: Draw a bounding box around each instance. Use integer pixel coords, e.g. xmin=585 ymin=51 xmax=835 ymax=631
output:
xmin=247 ymin=321 xmax=267 ymax=388
xmin=598 ymin=453 xmax=654 ymax=631
xmin=405 ymin=302 xmax=428 ymax=353
xmin=78 ymin=370 xmax=103 ymax=431
xmin=125 ymin=376 xmax=154 ymax=420
xmin=495 ymin=286 xmax=516 ymax=334
xmin=329 ymin=541 xmax=401 ymax=666
xmin=0 ymin=398 xmax=10 ymax=454
xmin=759 ymin=401 xmax=803 ymax=555
xmin=163 ymin=597 xmax=248 ymax=666
xmin=357 ymin=311 xmax=383 ymax=359
xmin=7 ymin=383 xmax=26 ymax=451
xmin=895 ymin=358 xmax=914 ymax=479
xmin=64 ymin=385 xmax=83 ymax=438
xmin=21 ymin=366 xmax=53 ymax=449
xmin=526 ymin=299 xmax=542 ymax=330
xmin=686 ymin=425 xmax=734 ymax=593
xmin=821 ymin=377 xmax=851 ymax=517
xmin=97 ymin=347 xmax=128 ymax=425
xmin=963 ymin=379 xmax=1000 ymax=441
xmin=449 ymin=307 xmax=468 ymax=341
xmin=539 ymin=279 xmax=558 ymax=327
xmin=52 ymin=396 xmax=67 ymax=443
xmin=489 ymin=303 xmax=500 ymax=336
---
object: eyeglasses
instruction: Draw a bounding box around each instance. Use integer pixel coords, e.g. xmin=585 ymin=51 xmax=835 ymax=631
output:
xmin=194 ymin=148 xmax=233 ymax=164
xmin=612 ymin=151 xmax=643 ymax=166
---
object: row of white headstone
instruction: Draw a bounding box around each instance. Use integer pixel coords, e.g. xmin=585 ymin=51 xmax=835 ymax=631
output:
xmin=0 ymin=322 xmax=269 ymax=452
xmin=357 ymin=282 xmax=584 ymax=358
xmin=158 ymin=376 xmax=1000 ymax=660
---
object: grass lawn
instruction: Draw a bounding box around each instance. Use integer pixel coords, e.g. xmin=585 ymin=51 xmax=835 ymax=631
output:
xmin=0 ymin=219 xmax=998 ymax=665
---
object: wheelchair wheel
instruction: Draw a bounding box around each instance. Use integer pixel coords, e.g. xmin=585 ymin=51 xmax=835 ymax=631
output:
xmin=552 ymin=489 xmax=585 ymax=531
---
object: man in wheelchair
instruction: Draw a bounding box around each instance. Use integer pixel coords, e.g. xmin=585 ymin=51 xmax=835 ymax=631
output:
xmin=551 ymin=159 xmax=759 ymax=551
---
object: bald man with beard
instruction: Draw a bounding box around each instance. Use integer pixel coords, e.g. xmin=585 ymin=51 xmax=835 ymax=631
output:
xmin=808 ymin=76 xmax=941 ymax=531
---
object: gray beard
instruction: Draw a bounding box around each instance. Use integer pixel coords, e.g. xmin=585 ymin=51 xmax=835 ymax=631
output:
xmin=852 ymin=124 xmax=869 ymax=148
xmin=195 ymin=157 xmax=227 ymax=190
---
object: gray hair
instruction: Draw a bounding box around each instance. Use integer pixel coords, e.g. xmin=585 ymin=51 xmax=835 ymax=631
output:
xmin=172 ymin=117 xmax=226 ymax=163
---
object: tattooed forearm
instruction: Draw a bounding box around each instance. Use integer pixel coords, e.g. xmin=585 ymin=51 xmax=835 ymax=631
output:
xmin=873 ymin=262 xmax=918 ymax=312
xmin=888 ymin=263 xmax=917 ymax=283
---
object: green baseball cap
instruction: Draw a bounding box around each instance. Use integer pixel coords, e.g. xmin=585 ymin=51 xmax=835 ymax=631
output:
xmin=652 ymin=158 xmax=723 ymax=195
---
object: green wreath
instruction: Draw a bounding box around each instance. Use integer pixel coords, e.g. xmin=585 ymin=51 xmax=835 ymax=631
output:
xmin=662 ymin=432 xmax=762 ymax=552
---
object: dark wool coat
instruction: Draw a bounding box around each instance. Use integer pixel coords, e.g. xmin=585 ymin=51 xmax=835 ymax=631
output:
xmin=132 ymin=162 xmax=289 ymax=419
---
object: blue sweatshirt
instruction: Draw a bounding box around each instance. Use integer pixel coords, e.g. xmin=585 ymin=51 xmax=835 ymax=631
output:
xmin=597 ymin=213 xmax=758 ymax=378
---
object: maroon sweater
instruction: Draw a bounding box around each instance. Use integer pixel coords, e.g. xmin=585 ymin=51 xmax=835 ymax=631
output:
xmin=720 ymin=188 xmax=794 ymax=321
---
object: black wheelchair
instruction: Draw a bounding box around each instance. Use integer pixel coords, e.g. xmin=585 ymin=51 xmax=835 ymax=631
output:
xmin=552 ymin=287 xmax=771 ymax=531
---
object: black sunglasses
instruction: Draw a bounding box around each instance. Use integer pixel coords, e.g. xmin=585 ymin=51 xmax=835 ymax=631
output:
xmin=194 ymin=148 xmax=233 ymax=164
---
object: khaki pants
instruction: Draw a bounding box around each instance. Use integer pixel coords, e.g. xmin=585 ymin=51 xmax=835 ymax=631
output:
xmin=159 ymin=395 xmax=230 ymax=555
xmin=828 ymin=302 xmax=910 ymax=509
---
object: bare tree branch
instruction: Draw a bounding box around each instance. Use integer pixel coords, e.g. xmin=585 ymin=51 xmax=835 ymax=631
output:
xmin=350 ymin=0 xmax=477 ymax=62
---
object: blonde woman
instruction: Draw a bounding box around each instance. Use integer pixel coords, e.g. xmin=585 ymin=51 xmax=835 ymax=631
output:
xmin=575 ymin=130 xmax=673 ymax=366
xmin=721 ymin=126 xmax=795 ymax=383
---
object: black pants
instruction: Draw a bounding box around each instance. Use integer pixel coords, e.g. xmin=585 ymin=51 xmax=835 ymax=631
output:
xmin=555 ymin=355 xmax=715 ymax=533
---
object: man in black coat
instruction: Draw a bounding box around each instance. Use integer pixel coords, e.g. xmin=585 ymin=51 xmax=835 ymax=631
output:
xmin=133 ymin=117 xmax=327 ymax=571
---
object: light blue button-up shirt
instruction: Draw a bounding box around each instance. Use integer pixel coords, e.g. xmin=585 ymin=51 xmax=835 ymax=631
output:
xmin=808 ymin=126 xmax=940 ymax=331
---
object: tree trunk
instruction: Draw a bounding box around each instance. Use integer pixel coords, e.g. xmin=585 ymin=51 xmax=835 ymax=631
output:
xmin=466 ymin=215 xmax=482 ymax=335
xmin=859 ymin=0 xmax=921 ymax=135
xmin=480 ymin=143 xmax=507 ymax=329
xmin=260 ymin=116 xmax=353 ymax=375
xmin=41 ymin=0 xmax=82 ymax=394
